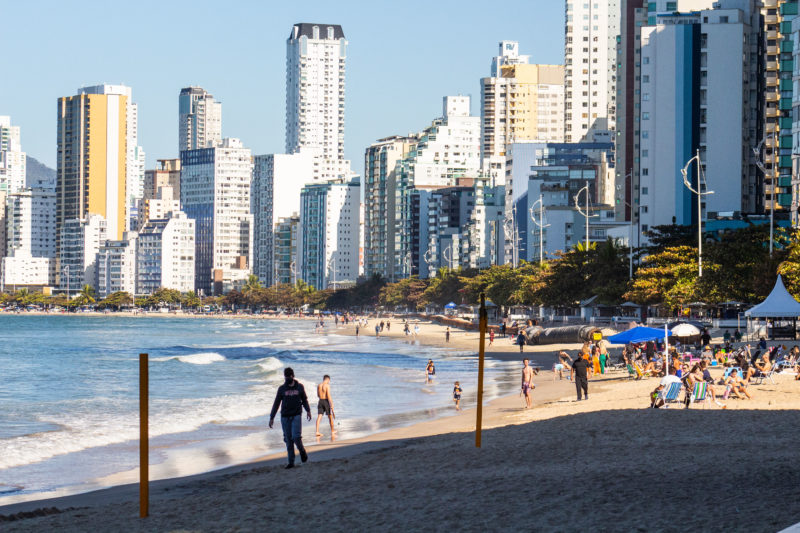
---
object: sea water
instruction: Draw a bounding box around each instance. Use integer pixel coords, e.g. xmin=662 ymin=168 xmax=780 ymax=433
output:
xmin=0 ymin=315 xmax=517 ymax=505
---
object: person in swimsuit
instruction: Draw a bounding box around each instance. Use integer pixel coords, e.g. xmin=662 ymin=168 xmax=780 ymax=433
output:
xmin=453 ymin=381 xmax=462 ymax=410
xmin=521 ymin=359 xmax=535 ymax=408
xmin=315 ymin=375 xmax=335 ymax=437
xmin=426 ymin=360 xmax=435 ymax=383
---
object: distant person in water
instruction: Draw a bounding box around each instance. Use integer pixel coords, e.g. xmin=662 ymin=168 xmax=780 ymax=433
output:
xmin=315 ymin=375 xmax=335 ymax=437
xmin=426 ymin=360 xmax=436 ymax=383
xmin=453 ymin=381 xmax=462 ymax=410
xmin=269 ymin=368 xmax=311 ymax=469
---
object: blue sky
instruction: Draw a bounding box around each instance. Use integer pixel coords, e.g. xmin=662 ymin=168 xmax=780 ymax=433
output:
xmin=1 ymin=0 xmax=564 ymax=175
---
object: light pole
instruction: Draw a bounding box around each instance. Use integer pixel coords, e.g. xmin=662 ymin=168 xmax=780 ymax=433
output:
xmin=405 ymin=251 xmax=413 ymax=276
xmin=423 ymin=246 xmax=433 ymax=278
xmin=616 ymin=171 xmax=635 ymax=279
xmin=289 ymin=261 xmax=296 ymax=287
xmin=574 ymin=181 xmax=597 ymax=253
xmin=529 ymin=193 xmax=549 ymax=265
xmin=753 ymin=133 xmax=776 ymax=256
xmin=680 ymin=149 xmax=715 ymax=277
xmin=443 ymin=244 xmax=453 ymax=271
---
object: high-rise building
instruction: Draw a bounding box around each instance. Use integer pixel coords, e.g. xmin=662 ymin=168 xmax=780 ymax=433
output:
xmin=505 ymin=141 xmax=619 ymax=261
xmin=179 ymin=87 xmax=222 ymax=152
xmin=95 ymin=232 xmax=137 ymax=298
xmin=564 ymin=0 xmax=621 ymax=143
xmin=59 ymin=214 xmax=107 ymax=293
xmin=138 ymin=185 xmax=181 ymax=231
xmin=363 ymin=136 xmax=414 ymax=280
xmin=298 ymin=179 xmax=360 ymax=289
xmin=180 ymin=138 xmax=253 ymax=295
xmin=791 ymin=15 xmax=800 ymax=223
xmin=761 ymin=0 xmax=798 ymax=220
xmin=6 ymin=188 xmax=56 ymax=259
xmin=480 ymin=41 xmax=564 ymax=172
xmin=56 ymin=85 xmax=138 ymax=249
xmin=274 ymin=215 xmax=299 ymax=285
xmin=144 ymin=159 xmax=181 ymax=201
xmin=394 ymin=96 xmax=482 ymax=278
xmin=638 ymin=3 xmax=760 ymax=235
xmin=76 ymin=85 xmax=145 ymax=233
xmin=0 ymin=116 xmax=26 ymax=195
xmin=1 ymin=187 xmax=56 ymax=288
xmin=286 ymin=23 xmax=352 ymax=180
xmin=251 ymin=152 xmax=314 ymax=285
xmin=137 ymin=211 xmax=195 ymax=295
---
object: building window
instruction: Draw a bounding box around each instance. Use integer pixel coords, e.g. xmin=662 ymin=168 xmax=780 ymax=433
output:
xmin=642 ymin=187 xmax=648 ymax=195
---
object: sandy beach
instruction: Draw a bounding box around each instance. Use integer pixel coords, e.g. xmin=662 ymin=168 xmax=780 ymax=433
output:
xmin=3 ymin=317 xmax=800 ymax=532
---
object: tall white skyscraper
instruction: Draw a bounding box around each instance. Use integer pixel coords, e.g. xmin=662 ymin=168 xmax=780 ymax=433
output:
xmin=179 ymin=87 xmax=222 ymax=152
xmin=0 ymin=115 xmax=27 ymax=195
xmin=286 ymin=23 xmax=352 ymax=180
xmin=564 ymin=0 xmax=621 ymax=143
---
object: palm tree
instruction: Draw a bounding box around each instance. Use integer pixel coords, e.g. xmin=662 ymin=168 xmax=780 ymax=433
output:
xmin=73 ymin=284 xmax=96 ymax=307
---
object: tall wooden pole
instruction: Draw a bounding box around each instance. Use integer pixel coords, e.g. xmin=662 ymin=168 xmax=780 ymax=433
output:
xmin=139 ymin=353 xmax=149 ymax=518
xmin=475 ymin=293 xmax=487 ymax=447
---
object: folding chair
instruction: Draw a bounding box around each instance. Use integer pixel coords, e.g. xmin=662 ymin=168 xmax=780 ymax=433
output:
xmin=723 ymin=367 xmax=742 ymax=380
xmin=657 ymin=382 xmax=682 ymax=408
xmin=686 ymin=382 xmax=710 ymax=409
xmin=751 ymin=366 xmax=777 ymax=386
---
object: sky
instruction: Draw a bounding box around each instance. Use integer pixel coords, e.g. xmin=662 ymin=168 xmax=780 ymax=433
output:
xmin=1 ymin=0 xmax=565 ymax=176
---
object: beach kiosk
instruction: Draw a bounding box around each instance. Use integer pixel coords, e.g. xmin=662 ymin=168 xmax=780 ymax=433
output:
xmin=745 ymin=275 xmax=800 ymax=340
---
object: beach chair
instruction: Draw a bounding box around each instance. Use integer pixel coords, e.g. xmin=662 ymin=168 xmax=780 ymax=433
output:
xmin=751 ymin=366 xmax=777 ymax=386
xmin=686 ymin=382 xmax=710 ymax=409
xmin=658 ymin=382 xmax=683 ymax=408
xmin=626 ymin=364 xmax=637 ymax=379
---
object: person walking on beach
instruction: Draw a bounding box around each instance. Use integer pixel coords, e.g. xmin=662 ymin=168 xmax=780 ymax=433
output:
xmin=489 ymin=329 xmax=495 ymax=346
xmin=500 ymin=322 xmax=507 ymax=338
xmin=453 ymin=381 xmax=462 ymax=410
xmin=521 ymin=359 xmax=535 ymax=408
xmin=426 ymin=359 xmax=436 ymax=383
xmin=269 ymin=368 xmax=312 ymax=469
xmin=517 ymin=330 xmax=526 ymax=352
xmin=446 ymin=327 xmax=451 ymax=343
xmin=375 ymin=324 xmax=380 ymax=336
xmin=571 ymin=355 xmax=590 ymax=401
xmin=355 ymin=324 xmax=359 ymax=337
xmin=315 ymin=375 xmax=335 ymax=437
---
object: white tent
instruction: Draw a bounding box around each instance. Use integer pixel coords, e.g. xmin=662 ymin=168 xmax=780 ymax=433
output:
xmin=745 ymin=275 xmax=800 ymax=318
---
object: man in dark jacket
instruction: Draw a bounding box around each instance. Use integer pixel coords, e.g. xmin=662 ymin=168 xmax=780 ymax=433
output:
xmin=269 ymin=367 xmax=312 ymax=469
xmin=571 ymin=356 xmax=590 ymax=401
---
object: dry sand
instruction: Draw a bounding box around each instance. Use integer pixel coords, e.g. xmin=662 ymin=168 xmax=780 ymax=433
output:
xmin=3 ymin=318 xmax=800 ymax=532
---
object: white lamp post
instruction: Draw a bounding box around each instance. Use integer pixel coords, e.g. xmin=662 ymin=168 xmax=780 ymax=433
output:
xmin=680 ymin=149 xmax=714 ymax=277
xmin=574 ymin=181 xmax=597 ymax=253
xmin=529 ymin=193 xmax=549 ymax=265
xmin=753 ymin=133 xmax=776 ymax=256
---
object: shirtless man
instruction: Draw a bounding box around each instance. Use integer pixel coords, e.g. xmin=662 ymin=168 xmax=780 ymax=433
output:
xmin=521 ymin=359 xmax=535 ymax=408
xmin=315 ymin=375 xmax=335 ymax=437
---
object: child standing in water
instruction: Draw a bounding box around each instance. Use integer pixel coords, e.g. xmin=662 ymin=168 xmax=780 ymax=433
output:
xmin=453 ymin=381 xmax=463 ymax=410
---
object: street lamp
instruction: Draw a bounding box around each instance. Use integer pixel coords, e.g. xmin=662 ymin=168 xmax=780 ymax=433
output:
xmin=405 ymin=251 xmax=413 ymax=276
xmin=680 ymin=149 xmax=715 ymax=277
xmin=616 ymin=171 xmax=635 ymax=279
xmin=574 ymin=181 xmax=597 ymax=253
xmin=289 ymin=261 xmax=297 ymax=287
xmin=529 ymin=194 xmax=549 ymax=265
xmin=753 ymin=133 xmax=777 ymax=256
xmin=328 ymin=256 xmax=336 ymax=291
xmin=442 ymin=244 xmax=454 ymax=271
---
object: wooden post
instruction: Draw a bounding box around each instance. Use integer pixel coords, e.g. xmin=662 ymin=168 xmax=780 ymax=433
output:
xmin=475 ymin=293 xmax=487 ymax=447
xmin=139 ymin=353 xmax=149 ymax=518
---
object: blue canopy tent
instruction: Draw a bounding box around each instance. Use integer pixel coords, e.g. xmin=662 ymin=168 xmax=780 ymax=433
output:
xmin=607 ymin=326 xmax=672 ymax=345
xmin=444 ymin=302 xmax=457 ymax=309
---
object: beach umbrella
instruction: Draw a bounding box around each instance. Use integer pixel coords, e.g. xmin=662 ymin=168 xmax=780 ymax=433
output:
xmin=607 ymin=326 xmax=672 ymax=345
xmin=670 ymin=323 xmax=701 ymax=337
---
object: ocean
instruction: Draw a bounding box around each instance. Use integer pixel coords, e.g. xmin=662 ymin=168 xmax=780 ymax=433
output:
xmin=0 ymin=315 xmax=517 ymax=505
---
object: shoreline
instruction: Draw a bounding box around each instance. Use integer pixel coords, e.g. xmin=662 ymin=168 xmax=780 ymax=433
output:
xmin=5 ymin=317 xmax=800 ymax=530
